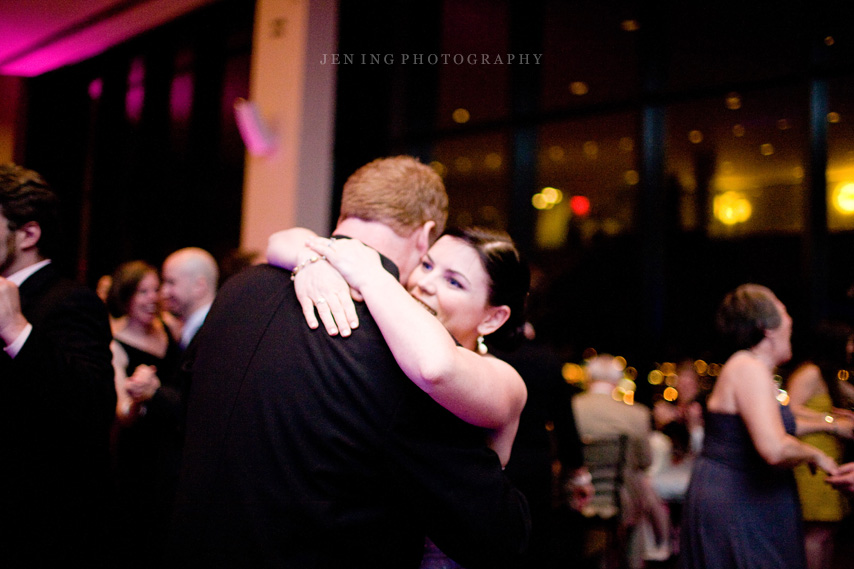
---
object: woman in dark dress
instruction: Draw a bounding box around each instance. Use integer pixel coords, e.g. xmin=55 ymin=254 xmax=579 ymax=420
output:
xmin=679 ymin=284 xmax=839 ymax=569
xmin=107 ymin=260 xmax=184 ymax=568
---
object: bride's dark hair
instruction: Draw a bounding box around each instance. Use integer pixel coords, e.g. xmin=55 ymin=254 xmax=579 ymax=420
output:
xmin=443 ymin=227 xmax=530 ymax=351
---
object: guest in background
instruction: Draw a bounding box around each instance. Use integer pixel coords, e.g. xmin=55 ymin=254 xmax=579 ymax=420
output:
xmin=648 ymin=359 xmax=705 ymax=506
xmin=108 ymin=260 xmax=184 ymax=568
xmin=680 ymin=284 xmax=838 ymax=569
xmin=160 ymin=247 xmax=218 ymax=349
xmin=786 ymin=320 xmax=854 ymax=569
xmin=573 ymin=354 xmax=669 ymax=569
xmin=0 ymin=163 xmax=116 ymax=567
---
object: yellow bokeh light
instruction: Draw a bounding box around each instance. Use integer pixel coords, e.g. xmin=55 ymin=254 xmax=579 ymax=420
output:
xmin=452 ymin=108 xmax=470 ymax=123
xmin=760 ymin=143 xmax=775 ymax=156
xmin=828 ymin=112 xmax=841 ymax=124
xmin=833 ymin=182 xmax=854 ymax=214
xmin=583 ymin=141 xmax=599 ymax=158
xmin=648 ymin=369 xmax=664 ymax=385
xmin=663 ymin=387 xmax=678 ymax=402
xmin=838 ymin=370 xmax=849 ymax=382
xmin=569 ymin=81 xmax=589 ymax=95
xmin=688 ymin=130 xmax=703 ymax=144
xmin=541 ymin=186 xmax=563 ymax=204
xmin=547 ymin=145 xmax=565 ymax=162
xmin=455 ymin=156 xmax=472 ymax=172
xmin=725 ymin=92 xmax=742 ymax=110
xmin=429 ymin=161 xmax=447 ymax=177
xmin=562 ymin=362 xmax=585 ymax=383
xmin=694 ymin=359 xmax=708 ymax=374
xmin=732 ymin=124 xmax=746 ymax=137
xmin=622 ymin=391 xmax=635 ymax=405
xmin=714 ymin=191 xmax=752 ymax=225
xmin=624 ymin=170 xmax=640 ymax=185
xmin=484 ymin=152 xmax=502 ymax=170
xmin=621 ymin=19 xmax=640 ymax=32
xmin=532 ymin=193 xmax=551 ymax=210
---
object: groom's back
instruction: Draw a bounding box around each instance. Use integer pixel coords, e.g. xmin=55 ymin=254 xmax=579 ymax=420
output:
xmin=170 ymin=263 xmax=433 ymax=567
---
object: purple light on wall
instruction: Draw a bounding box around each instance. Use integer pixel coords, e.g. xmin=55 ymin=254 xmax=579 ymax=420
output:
xmin=88 ymin=77 xmax=103 ymax=100
xmin=170 ymin=73 xmax=194 ymax=123
xmin=125 ymin=57 xmax=145 ymax=124
xmin=0 ymin=0 xmax=219 ymax=77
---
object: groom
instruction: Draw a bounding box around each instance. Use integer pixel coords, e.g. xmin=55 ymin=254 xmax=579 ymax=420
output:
xmin=170 ymin=156 xmax=530 ymax=568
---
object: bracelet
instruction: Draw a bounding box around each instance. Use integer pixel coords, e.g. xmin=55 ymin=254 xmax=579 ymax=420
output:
xmin=290 ymin=254 xmax=326 ymax=281
xmin=826 ymin=414 xmax=836 ymax=434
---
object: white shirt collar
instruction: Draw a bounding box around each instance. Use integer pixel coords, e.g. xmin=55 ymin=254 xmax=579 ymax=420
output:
xmin=180 ymin=302 xmax=212 ymax=348
xmin=6 ymin=259 xmax=51 ymax=286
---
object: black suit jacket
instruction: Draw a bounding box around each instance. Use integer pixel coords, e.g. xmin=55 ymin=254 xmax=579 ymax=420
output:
xmin=0 ymin=263 xmax=116 ymax=567
xmin=170 ymin=262 xmax=530 ymax=569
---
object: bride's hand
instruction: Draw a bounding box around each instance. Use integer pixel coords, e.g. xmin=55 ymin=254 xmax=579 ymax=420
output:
xmin=306 ymin=237 xmax=383 ymax=293
xmin=293 ymin=254 xmax=360 ymax=337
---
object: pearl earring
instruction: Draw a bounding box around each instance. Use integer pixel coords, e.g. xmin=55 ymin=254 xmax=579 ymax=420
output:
xmin=477 ymin=335 xmax=488 ymax=355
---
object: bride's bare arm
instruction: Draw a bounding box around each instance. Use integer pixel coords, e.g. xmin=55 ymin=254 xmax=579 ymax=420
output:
xmin=306 ymin=237 xmax=527 ymax=465
xmin=267 ymin=228 xmax=359 ymax=336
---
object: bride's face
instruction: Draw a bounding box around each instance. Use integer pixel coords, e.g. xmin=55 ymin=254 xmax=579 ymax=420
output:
xmin=406 ymin=235 xmax=493 ymax=349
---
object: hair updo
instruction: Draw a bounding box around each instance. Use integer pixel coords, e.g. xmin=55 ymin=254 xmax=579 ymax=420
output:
xmin=443 ymin=227 xmax=530 ymax=351
xmin=715 ymin=283 xmax=782 ymax=352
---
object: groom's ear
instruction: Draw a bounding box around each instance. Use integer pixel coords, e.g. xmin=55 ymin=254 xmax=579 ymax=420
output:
xmin=415 ymin=221 xmax=435 ymax=255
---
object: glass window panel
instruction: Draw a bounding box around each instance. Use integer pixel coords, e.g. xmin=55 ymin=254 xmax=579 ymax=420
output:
xmin=827 ymin=76 xmax=854 ymax=232
xmin=666 ymin=85 xmax=807 ymax=237
xmin=436 ymin=0 xmax=510 ymax=129
xmin=535 ymin=112 xmax=638 ymax=249
xmin=541 ymin=0 xmax=640 ymax=111
xmin=432 ymin=132 xmax=512 ymax=229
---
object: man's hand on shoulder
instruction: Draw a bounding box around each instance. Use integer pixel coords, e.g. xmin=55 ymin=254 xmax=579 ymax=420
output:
xmin=0 ymin=277 xmax=30 ymax=346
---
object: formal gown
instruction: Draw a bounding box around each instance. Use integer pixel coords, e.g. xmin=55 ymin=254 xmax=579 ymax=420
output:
xmin=112 ymin=334 xmax=183 ymax=568
xmin=679 ymin=405 xmax=806 ymax=569
xmin=793 ymin=392 xmax=848 ymax=522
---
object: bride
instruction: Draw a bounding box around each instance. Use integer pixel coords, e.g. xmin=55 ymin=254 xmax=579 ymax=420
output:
xmin=267 ymin=225 xmax=530 ymax=468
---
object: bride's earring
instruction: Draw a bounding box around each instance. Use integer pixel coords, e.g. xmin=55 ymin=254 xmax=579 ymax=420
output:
xmin=477 ymin=335 xmax=488 ymax=355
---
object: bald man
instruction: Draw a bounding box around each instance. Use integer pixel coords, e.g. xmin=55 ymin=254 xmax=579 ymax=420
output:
xmin=161 ymin=247 xmax=218 ymax=349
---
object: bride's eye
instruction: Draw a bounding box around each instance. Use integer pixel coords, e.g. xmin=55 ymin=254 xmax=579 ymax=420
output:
xmin=421 ymin=260 xmax=433 ymax=271
xmin=447 ymin=276 xmax=464 ymax=290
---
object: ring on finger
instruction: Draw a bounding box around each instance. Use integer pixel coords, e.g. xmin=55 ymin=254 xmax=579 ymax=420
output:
xmin=316 ymin=297 xmax=327 ymax=305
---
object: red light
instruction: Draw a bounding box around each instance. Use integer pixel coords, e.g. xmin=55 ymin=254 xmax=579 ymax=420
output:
xmin=570 ymin=195 xmax=590 ymax=216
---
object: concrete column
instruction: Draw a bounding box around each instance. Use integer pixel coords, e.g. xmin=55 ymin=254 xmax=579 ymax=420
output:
xmin=240 ymin=0 xmax=338 ymax=255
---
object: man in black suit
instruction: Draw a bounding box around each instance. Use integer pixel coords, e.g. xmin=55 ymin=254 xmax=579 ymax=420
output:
xmin=0 ymin=164 xmax=116 ymax=566
xmin=170 ymin=156 xmax=530 ymax=568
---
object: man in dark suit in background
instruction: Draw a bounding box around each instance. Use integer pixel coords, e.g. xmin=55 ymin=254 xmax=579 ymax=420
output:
xmin=0 ymin=163 xmax=116 ymax=566
xmin=170 ymin=156 xmax=530 ymax=568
